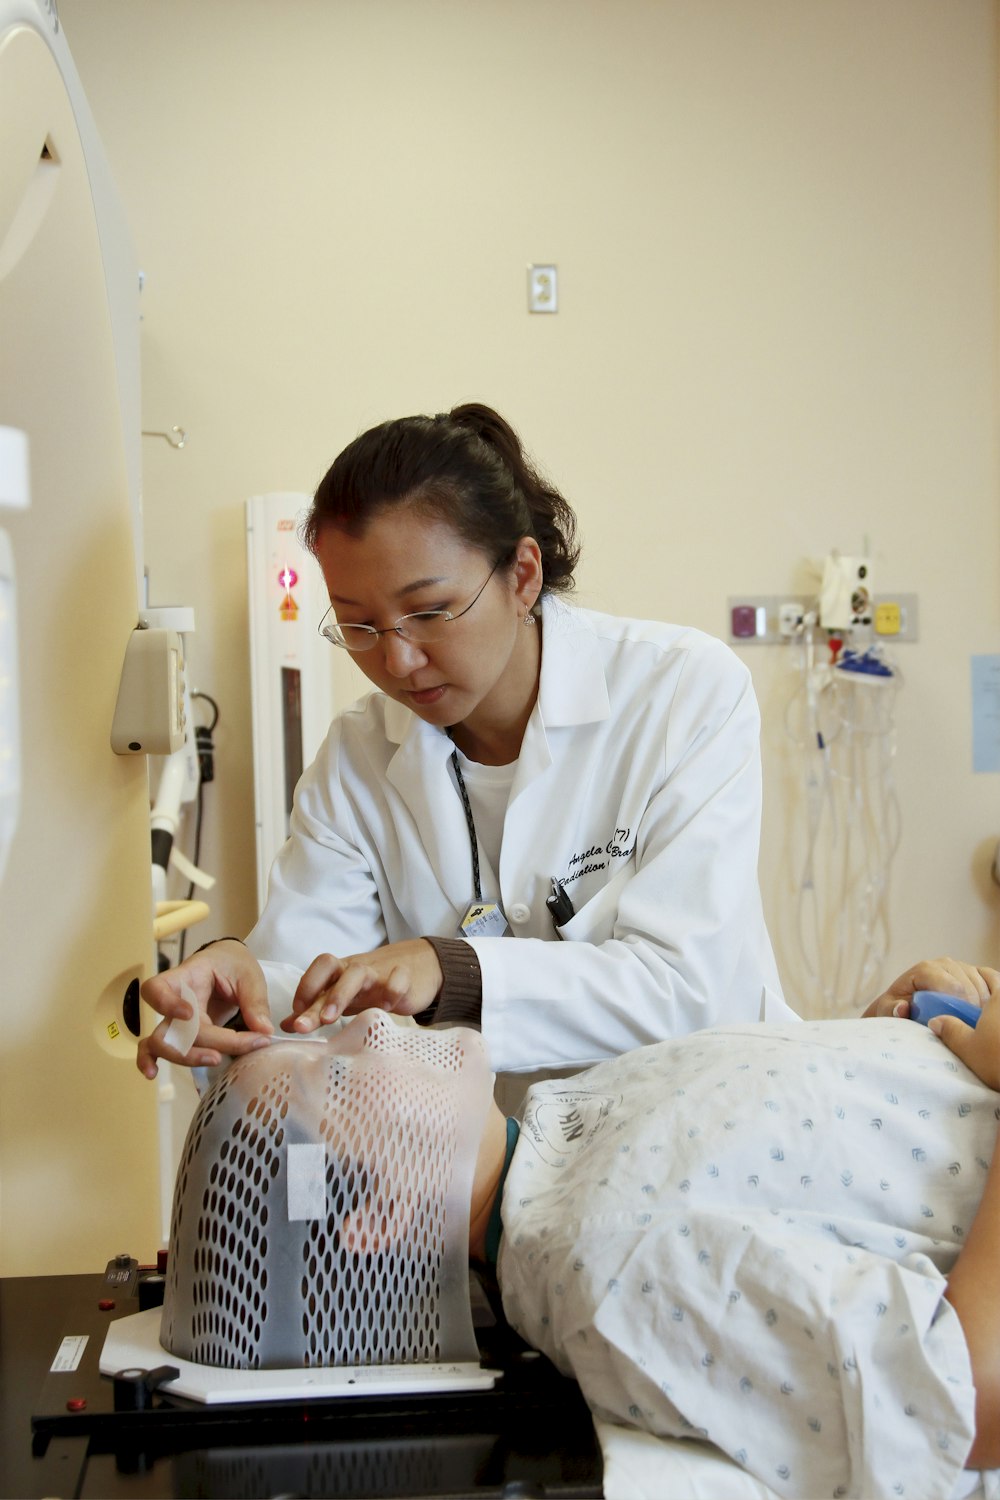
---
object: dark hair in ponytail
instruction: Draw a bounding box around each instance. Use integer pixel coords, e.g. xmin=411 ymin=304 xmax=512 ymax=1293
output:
xmin=304 ymin=403 xmax=579 ymax=595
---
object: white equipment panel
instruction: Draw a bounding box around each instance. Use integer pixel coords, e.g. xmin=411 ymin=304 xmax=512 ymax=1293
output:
xmin=246 ymin=493 xmax=337 ymax=913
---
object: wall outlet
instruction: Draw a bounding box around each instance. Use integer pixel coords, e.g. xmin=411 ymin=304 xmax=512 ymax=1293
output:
xmin=528 ymin=264 xmax=558 ymax=313
xmin=779 ymin=602 xmax=804 ymax=636
xmin=874 ymin=601 xmax=901 ymax=635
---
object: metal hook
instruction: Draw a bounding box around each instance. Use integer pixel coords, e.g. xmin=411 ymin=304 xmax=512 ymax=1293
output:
xmin=142 ymin=426 xmax=187 ymax=449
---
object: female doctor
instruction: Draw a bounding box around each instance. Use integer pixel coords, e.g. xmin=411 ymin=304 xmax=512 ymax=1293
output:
xmin=139 ymin=403 xmax=795 ymax=1093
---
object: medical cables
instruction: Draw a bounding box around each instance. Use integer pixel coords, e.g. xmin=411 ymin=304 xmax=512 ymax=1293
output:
xmin=783 ymin=617 xmax=902 ymax=1016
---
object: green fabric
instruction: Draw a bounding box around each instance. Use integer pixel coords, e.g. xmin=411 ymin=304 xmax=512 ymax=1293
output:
xmin=484 ymin=1117 xmax=519 ymax=1269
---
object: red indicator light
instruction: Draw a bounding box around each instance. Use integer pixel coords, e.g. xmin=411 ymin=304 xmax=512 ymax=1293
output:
xmin=278 ymin=566 xmax=298 ymax=591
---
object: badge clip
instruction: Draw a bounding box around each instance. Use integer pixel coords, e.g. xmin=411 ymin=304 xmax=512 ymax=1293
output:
xmin=459 ymin=901 xmax=509 ymax=939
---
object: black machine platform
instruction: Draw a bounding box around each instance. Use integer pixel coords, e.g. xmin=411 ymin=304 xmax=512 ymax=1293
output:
xmin=1 ymin=1270 xmax=603 ymax=1499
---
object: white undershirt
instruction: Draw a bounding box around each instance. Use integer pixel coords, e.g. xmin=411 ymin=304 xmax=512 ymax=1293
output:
xmin=452 ymin=748 xmax=515 ymax=891
xmin=454 ymin=748 xmax=580 ymax=1116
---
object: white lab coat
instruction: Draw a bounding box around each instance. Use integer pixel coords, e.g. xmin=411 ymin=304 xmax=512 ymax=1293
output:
xmin=247 ymin=595 xmax=794 ymax=1074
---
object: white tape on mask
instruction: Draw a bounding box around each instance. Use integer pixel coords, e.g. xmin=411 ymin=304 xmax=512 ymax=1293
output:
xmin=287 ymin=1143 xmax=327 ymax=1220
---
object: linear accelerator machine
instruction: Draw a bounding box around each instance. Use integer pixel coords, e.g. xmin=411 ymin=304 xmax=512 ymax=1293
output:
xmin=0 ymin=0 xmax=160 ymax=1278
xmin=0 ymin=10 xmax=602 ymax=1495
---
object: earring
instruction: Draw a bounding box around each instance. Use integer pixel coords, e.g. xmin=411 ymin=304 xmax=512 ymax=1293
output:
xmin=523 ymin=607 xmax=536 ymax=627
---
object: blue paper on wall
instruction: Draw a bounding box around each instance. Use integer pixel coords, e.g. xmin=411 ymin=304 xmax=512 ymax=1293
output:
xmin=971 ymin=655 xmax=1000 ymax=773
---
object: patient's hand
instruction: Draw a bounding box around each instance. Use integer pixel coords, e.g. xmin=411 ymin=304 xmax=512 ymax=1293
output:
xmin=862 ymin=957 xmax=996 ymax=1019
xmin=928 ymin=970 xmax=1000 ymax=1091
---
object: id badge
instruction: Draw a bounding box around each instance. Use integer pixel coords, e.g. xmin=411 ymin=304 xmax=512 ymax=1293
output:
xmin=459 ymin=901 xmax=509 ymax=938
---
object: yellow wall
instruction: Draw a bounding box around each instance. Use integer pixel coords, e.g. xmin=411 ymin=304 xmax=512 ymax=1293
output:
xmin=58 ymin=0 xmax=1000 ymax=1014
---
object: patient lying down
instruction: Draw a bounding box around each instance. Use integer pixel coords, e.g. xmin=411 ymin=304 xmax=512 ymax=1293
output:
xmin=163 ymin=958 xmax=1000 ymax=1499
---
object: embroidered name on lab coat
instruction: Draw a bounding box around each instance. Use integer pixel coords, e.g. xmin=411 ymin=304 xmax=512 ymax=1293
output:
xmin=563 ymin=829 xmax=636 ymax=886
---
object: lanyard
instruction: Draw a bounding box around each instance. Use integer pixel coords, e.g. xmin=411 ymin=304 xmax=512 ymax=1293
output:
xmin=450 ymin=749 xmax=483 ymax=903
xmin=448 ymin=748 xmax=510 ymax=940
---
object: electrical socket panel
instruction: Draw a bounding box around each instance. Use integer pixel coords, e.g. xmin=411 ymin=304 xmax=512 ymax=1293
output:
xmin=728 ymin=594 xmax=919 ymax=644
xmin=864 ymin=593 xmax=919 ymax=640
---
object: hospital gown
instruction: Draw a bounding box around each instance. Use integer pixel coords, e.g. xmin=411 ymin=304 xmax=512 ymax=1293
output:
xmin=497 ymin=1019 xmax=998 ymax=1500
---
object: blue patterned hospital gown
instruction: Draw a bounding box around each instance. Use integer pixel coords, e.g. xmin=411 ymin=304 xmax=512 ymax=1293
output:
xmin=498 ymin=1019 xmax=998 ymax=1499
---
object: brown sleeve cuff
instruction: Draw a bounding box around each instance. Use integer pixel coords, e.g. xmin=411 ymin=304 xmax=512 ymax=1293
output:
xmin=418 ymin=936 xmax=482 ymax=1029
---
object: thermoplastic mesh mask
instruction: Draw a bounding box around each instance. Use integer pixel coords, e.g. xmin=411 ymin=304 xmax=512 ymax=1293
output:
xmin=160 ymin=1013 xmax=491 ymax=1371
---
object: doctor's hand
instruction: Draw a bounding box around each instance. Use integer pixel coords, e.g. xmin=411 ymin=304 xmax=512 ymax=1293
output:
xmin=137 ymin=940 xmax=274 ymax=1079
xmin=862 ymin=957 xmax=996 ymax=1020
xmin=283 ymin=939 xmax=444 ymax=1032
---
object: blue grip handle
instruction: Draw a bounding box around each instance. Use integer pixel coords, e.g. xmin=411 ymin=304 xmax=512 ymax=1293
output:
xmin=909 ymin=991 xmax=981 ymax=1029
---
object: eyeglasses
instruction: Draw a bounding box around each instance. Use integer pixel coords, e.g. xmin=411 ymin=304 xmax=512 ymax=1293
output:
xmin=318 ymin=560 xmax=502 ymax=652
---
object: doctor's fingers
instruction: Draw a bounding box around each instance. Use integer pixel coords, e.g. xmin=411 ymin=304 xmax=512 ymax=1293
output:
xmin=317 ymin=961 xmax=396 ymax=1022
xmin=285 ymin=954 xmax=350 ymax=1029
xmin=141 ymin=948 xmax=272 ymax=1034
xmin=136 ymin=1015 xmax=271 ymax=1080
xmin=284 ymin=957 xmax=375 ymax=1031
xmin=289 ymin=953 xmax=349 ymax=1015
xmin=328 ymin=963 xmax=421 ymax=1020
